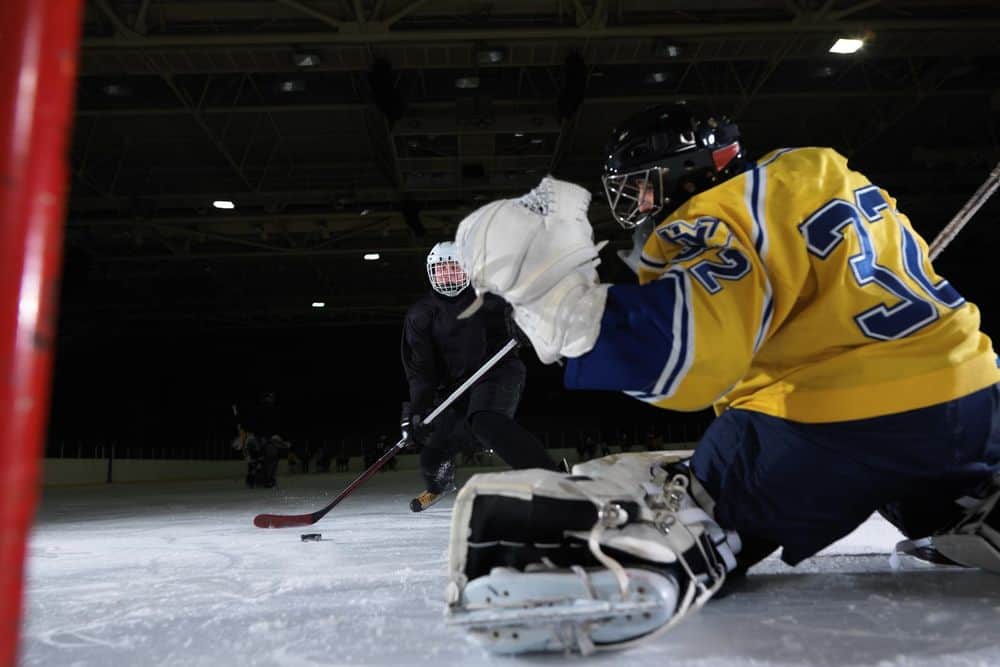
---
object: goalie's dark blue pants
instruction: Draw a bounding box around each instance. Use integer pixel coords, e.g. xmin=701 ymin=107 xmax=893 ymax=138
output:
xmin=691 ymin=382 xmax=1000 ymax=567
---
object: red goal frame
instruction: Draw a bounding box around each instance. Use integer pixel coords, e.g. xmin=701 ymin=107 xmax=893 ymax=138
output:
xmin=0 ymin=1 xmax=84 ymax=664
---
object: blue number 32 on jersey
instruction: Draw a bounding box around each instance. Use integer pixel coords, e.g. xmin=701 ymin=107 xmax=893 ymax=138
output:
xmin=799 ymin=185 xmax=964 ymax=341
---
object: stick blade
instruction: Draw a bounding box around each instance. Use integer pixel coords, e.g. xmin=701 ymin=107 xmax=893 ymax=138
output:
xmin=253 ymin=512 xmax=316 ymax=529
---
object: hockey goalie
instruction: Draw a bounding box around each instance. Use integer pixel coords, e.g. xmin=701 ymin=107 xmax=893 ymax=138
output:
xmin=445 ymin=452 xmax=739 ymax=655
xmin=443 ymin=103 xmax=1000 ymax=654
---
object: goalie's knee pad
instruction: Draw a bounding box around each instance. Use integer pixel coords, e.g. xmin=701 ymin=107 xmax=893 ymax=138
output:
xmin=445 ymin=452 xmax=741 ymax=655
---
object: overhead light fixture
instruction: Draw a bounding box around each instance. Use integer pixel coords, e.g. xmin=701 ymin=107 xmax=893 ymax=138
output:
xmin=360 ymin=208 xmax=371 ymax=216
xmin=653 ymin=42 xmax=682 ymax=58
xmin=212 ymin=200 xmax=235 ymax=209
xmin=293 ymin=52 xmax=321 ymax=67
xmin=476 ymin=47 xmax=507 ymax=65
xmin=455 ymin=76 xmax=480 ymax=90
xmin=101 ymin=83 xmax=131 ymax=97
xmin=363 ymin=253 xmax=380 ymax=261
xmin=311 ymin=301 xmax=326 ymax=308
xmin=644 ymin=71 xmax=672 ymax=84
xmin=514 ymin=132 xmax=524 ymax=137
xmin=829 ymin=38 xmax=864 ymax=54
xmin=277 ymin=79 xmax=306 ymax=93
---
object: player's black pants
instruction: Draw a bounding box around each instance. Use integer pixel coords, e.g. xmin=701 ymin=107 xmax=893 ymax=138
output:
xmin=691 ymin=382 xmax=1000 ymax=569
xmin=245 ymin=435 xmax=279 ymax=488
xmin=419 ymin=363 xmax=558 ymax=493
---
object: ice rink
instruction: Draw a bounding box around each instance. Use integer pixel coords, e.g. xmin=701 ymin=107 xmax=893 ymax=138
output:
xmin=22 ymin=467 xmax=1000 ymax=667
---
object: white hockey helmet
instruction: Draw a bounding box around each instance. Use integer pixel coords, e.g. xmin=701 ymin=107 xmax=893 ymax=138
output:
xmin=426 ymin=241 xmax=470 ymax=297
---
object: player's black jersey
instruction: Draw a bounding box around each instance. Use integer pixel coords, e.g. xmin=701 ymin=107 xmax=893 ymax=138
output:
xmin=401 ymin=289 xmax=520 ymax=414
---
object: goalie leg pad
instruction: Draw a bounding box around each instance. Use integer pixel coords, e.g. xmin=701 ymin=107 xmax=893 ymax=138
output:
xmin=445 ymin=453 xmax=739 ymax=655
xmin=450 ymin=566 xmax=679 ymax=655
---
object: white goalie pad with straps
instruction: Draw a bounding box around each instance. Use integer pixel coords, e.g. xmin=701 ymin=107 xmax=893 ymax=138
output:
xmin=445 ymin=452 xmax=741 ymax=655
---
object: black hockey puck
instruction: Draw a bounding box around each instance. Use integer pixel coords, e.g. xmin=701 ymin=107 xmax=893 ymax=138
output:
xmin=300 ymin=533 xmax=322 ymax=542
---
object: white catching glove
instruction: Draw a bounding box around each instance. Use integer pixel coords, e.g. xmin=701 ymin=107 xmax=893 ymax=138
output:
xmin=513 ymin=272 xmax=608 ymax=364
xmin=455 ymin=176 xmax=608 ymax=364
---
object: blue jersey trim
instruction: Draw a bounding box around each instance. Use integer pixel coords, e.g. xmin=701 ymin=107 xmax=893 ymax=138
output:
xmin=564 ymin=271 xmax=692 ymax=396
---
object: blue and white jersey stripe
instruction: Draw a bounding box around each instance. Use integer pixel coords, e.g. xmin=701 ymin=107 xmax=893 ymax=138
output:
xmin=619 ymin=269 xmax=695 ymax=402
xmin=745 ymin=149 xmax=792 ymax=352
xmin=564 ymin=270 xmax=694 ymax=398
xmin=639 ymin=253 xmax=668 ymax=270
xmin=651 ymin=269 xmax=695 ymax=397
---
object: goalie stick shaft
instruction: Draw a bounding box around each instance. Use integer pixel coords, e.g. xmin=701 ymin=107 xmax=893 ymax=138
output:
xmin=928 ymin=159 xmax=1000 ymax=261
xmin=253 ymin=338 xmax=520 ymax=528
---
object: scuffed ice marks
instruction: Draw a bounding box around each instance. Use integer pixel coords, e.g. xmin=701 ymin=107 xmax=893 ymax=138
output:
xmin=21 ymin=473 xmax=1000 ymax=666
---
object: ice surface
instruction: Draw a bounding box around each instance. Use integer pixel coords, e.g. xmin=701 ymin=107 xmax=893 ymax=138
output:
xmin=22 ymin=469 xmax=1000 ymax=666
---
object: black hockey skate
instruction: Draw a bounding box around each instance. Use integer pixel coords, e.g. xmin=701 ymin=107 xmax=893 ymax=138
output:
xmin=930 ymin=478 xmax=1000 ymax=573
xmin=896 ymin=475 xmax=1000 ymax=572
xmin=409 ymin=483 xmax=458 ymax=512
xmin=410 ymin=461 xmax=456 ymax=512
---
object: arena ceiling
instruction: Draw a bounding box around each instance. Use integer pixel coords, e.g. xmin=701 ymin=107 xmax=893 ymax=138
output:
xmin=64 ymin=0 xmax=1000 ymax=335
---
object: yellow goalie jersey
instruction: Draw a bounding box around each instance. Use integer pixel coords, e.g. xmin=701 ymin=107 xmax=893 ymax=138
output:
xmin=564 ymin=147 xmax=1000 ymax=422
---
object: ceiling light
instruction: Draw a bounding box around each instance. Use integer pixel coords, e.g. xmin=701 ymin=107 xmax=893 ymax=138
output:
xmin=293 ymin=52 xmax=321 ymax=67
xmin=101 ymin=83 xmax=131 ymax=97
xmin=476 ymin=47 xmax=507 ymax=65
xmin=644 ymin=71 xmax=672 ymax=84
xmin=311 ymin=301 xmax=326 ymax=308
xmin=829 ymin=38 xmax=864 ymax=54
xmin=363 ymin=252 xmax=380 ymax=261
xmin=278 ymin=79 xmax=306 ymax=93
xmin=212 ymin=200 xmax=235 ymax=209
xmin=653 ymin=42 xmax=682 ymax=58
xmin=360 ymin=209 xmax=370 ymax=216
xmin=455 ymin=76 xmax=480 ymax=90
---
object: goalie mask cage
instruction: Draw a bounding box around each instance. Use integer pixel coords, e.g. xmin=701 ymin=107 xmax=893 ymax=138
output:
xmin=0 ymin=1 xmax=84 ymax=665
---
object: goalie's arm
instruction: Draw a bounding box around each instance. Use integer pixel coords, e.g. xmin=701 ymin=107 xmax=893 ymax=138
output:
xmin=563 ymin=250 xmax=768 ymax=411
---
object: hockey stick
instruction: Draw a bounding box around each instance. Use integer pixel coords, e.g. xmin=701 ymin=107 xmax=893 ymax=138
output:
xmin=928 ymin=159 xmax=1000 ymax=261
xmin=252 ymin=338 xmax=519 ymax=528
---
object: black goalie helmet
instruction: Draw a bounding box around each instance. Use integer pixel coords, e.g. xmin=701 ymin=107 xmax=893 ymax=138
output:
xmin=602 ymin=103 xmax=743 ymax=228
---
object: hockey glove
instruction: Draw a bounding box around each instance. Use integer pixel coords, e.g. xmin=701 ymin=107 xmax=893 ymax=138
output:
xmin=455 ymin=176 xmax=609 ymax=364
xmin=400 ymin=401 xmax=431 ymax=449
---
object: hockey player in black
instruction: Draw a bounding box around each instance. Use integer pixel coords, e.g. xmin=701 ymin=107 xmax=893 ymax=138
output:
xmin=401 ymin=241 xmax=559 ymax=511
xmin=232 ymin=391 xmax=290 ymax=488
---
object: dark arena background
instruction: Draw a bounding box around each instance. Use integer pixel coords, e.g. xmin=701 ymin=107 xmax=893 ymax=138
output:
xmin=53 ymin=0 xmax=1000 ymax=461
xmin=4 ymin=1 xmax=1000 ymax=665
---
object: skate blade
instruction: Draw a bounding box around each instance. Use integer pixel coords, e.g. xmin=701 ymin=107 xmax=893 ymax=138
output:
xmin=933 ymin=534 xmax=1000 ymax=574
xmin=448 ymin=596 xmax=667 ymax=627
xmin=447 ymin=567 xmax=678 ymax=654
xmin=894 ymin=537 xmax=966 ymax=566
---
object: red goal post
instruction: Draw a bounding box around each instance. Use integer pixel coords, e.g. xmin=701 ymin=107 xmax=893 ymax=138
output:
xmin=0 ymin=1 xmax=84 ymax=664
